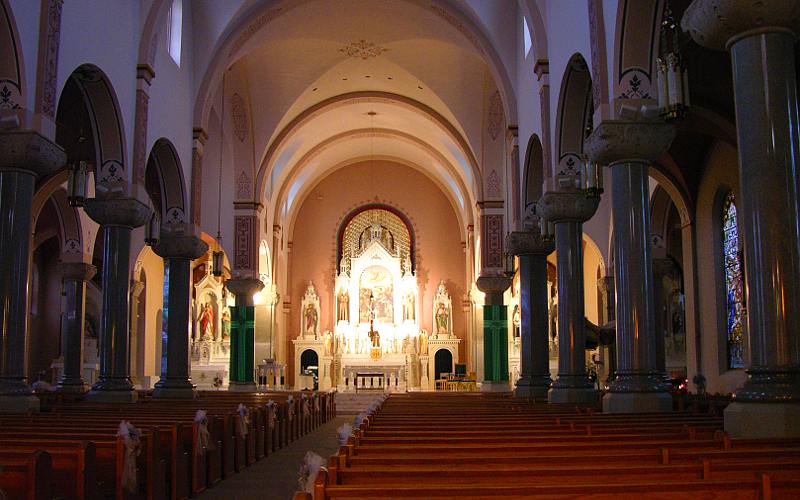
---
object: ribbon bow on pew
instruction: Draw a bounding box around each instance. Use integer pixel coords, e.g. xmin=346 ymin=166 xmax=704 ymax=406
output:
xmin=116 ymin=421 xmax=141 ymax=494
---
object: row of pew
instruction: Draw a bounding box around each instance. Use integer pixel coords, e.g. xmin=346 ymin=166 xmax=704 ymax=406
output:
xmin=0 ymin=389 xmax=335 ymax=499
xmin=306 ymin=392 xmax=800 ymax=499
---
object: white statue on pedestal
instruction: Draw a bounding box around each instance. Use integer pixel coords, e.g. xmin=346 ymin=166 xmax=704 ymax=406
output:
xmin=433 ymin=280 xmax=453 ymax=338
xmin=300 ymin=282 xmax=321 ymax=339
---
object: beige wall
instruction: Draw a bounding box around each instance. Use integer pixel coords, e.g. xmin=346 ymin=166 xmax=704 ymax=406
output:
xmin=695 ymin=140 xmax=745 ymax=395
xmin=285 ymin=160 xmax=466 ymax=382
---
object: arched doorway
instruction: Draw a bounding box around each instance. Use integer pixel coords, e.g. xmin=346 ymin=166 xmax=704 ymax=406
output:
xmin=300 ymin=349 xmax=319 ymax=390
xmin=435 ymin=349 xmax=453 ymax=380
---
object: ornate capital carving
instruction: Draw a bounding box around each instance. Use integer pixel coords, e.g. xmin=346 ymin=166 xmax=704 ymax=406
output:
xmin=225 ymin=277 xmax=265 ymax=297
xmin=585 ymin=120 xmax=675 ymax=165
xmin=0 ymin=130 xmax=66 ymax=177
xmin=682 ymin=0 xmax=800 ymax=51
xmin=505 ymin=231 xmax=554 ymax=256
xmin=153 ymin=234 xmax=208 ymax=260
xmin=83 ymin=196 xmax=152 ymax=228
xmin=58 ymin=262 xmax=96 ymax=282
xmin=475 ymin=275 xmax=512 ymax=295
xmin=539 ymin=191 xmax=600 ymax=223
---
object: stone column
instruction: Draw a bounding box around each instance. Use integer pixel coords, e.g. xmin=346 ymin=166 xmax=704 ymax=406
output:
xmin=84 ymin=196 xmax=152 ymax=403
xmin=152 ymin=233 xmax=208 ymax=398
xmin=585 ymin=120 xmax=675 ymax=413
xmin=540 ymin=191 xmax=600 ymax=404
xmin=0 ymin=131 xmax=65 ymax=412
xmin=226 ymin=278 xmax=264 ymax=392
xmin=56 ymin=262 xmax=97 ymax=392
xmin=507 ymin=230 xmax=555 ymax=398
xmin=476 ymin=275 xmax=512 ymax=392
xmin=683 ymin=0 xmax=800 ymax=437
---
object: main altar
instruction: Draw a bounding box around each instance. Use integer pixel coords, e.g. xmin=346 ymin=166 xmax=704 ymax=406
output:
xmin=293 ymin=211 xmax=459 ymax=391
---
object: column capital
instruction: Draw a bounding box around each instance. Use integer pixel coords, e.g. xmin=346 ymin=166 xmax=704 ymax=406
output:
xmin=153 ymin=233 xmax=208 ymax=260
xmin=540 ymin=191 xmax=600 ymax=223
xmin=83 ymin=195 xmax=152 ymax=228
xmin=506 ymin=231 xmax=554 ymax=256
xmin=585 ymin=120 xmax=675 ymax=166
xmin=225 ymin=277 xmax=265 ymax=297
xmin=475 ymin=275 xmax=512 ymax=295
xmin=58 ymin=262 xmax=97 ymax=282
xmin=0 ymin=130 xmax=66 ymax=178
xmin=682 ymin=0 xmax=800 ymax=51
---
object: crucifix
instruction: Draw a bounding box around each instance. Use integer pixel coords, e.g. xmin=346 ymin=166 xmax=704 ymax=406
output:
xmin=368 ymin=291 xmax=380 ymax=347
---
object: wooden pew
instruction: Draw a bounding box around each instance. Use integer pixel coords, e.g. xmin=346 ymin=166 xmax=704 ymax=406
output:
xmin=0 ymin=450 xmax=53 ymax=500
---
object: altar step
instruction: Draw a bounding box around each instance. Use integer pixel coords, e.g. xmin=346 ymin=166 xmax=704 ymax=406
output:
xmin=335 ymin=391 xmax=387 ymax=415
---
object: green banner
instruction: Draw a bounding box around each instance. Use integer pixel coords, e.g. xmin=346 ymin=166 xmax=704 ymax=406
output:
xmin=229 ymin=306 xmax=255 ymax=383
xmin=483 ymin=305 xmax=508 ymax=381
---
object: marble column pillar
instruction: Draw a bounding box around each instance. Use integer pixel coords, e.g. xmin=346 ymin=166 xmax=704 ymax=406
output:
xmin=152 ymin=233 xmax=208 ymax=398
xmin=57 ymin=262 xmax=97 ymax=392
xmin=540 ymin=191 xmax=600 ymax=404
xmin=683 ymin=0 xmax=800 ymax=437
xmin=476 ymin=275 xmax=512 ymax=392
xmin=0 ymin=131 xmax=65 ymax=412
xmin=507 ymin=230 xmax=555 ymax=398
xmin=585 ymin=120 xmax=675 ymax=413
xmin=226 ymin=278 xmax=264 ymax=392
xmin=84 ymin=196 xmax=152 ymax=403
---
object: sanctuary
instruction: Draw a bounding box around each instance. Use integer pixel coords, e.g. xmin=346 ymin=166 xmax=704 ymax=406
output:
xmin=292 ymin=209 xmax=459 ymax=391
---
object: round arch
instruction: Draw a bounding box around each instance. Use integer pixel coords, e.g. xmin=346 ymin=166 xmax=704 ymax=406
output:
xmin=145 ymin=137 xmax=188 ymax=229
xmin=258 ymin=92 xmax=482 ymax=208
xmin=554 ymin=53 xmax=593 ymax=184
xmin=523 ymin=134 xmax=544 ymax=208
xmin=57 ymin=64 xmax=129 ymax=188
xmin=0 ymin=0 xmax=25 ymax=110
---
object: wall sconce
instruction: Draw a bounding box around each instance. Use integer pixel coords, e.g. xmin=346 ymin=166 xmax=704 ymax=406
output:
xmin=67 ymin=161 xmax=88 ymax=207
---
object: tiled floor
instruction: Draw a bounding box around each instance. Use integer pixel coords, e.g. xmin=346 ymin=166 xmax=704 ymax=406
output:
xmin=199 ymin=416 xmax=350 ymax=500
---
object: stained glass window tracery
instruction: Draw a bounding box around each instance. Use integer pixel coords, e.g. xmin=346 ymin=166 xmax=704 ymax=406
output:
xmin=722 ymin=192 xmax=744 ymax=369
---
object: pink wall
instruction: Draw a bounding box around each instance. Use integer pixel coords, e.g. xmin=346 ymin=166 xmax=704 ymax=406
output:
xmin=286 ymin=160 xmax=467 ymax=380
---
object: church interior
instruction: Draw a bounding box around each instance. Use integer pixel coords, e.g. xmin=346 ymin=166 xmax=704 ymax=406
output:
xmin=1 ymin=0 xmax=799 ymax=498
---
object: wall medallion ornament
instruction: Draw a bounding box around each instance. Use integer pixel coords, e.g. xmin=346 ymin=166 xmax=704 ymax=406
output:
xmin=230 ymin=93 xmax=248 ymax=142
xmin=487 ymin=169 xmax=501 ymax=198
xmin=482 ymin=214 xmax=504 ymax=269
xmin=339 ymin=40 xmax=388 ymax=60
xmin=236 ymin=171 xmax=251 ymax=199
xmin=487 ymin=91 xmax=504 ymax=140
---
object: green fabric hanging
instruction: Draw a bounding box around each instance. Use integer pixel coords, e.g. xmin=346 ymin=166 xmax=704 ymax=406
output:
xmin=229 ymin=306 xmax=255 ymax=383
xmin=483 ymin=305 xmax=508 ymax=381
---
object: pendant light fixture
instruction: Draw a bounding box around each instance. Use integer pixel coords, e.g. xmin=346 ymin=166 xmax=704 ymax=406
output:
xmin=656 ymin=0 xmax=690 ymax=122
xmin=212 ymin=70 xmax=227 ymax=277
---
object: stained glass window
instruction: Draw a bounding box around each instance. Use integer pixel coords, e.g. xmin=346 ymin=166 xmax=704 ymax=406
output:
xmin=722 ymin=192 xmax=744 ymax=369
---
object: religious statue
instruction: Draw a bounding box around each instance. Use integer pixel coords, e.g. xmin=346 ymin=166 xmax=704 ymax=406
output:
xmin=549 ymin=291 xmax=559 ymax=342
xmin=221 ymin=308 xmax=231 ymax=340
xmin=419 ymin=330 xmax=429 ymax=355
xmin=304 ymin=303 xmax=318 ymax=336
xmin=368 ymin=324 xmax=380 ymax=348
xmin=435 ymin=302 xmax=449 ymax=335
xmin=337 ymin=290 xmax=349 ymax=322
xmin=512 ymin=305 xmax=521 ymax=339
xmin=200 ymin=303 xmax=214 ymax=340
xmin=403 ymin=292 xmax=415 ymax=321
xmin=324 ymin=331 xmax=333 ymax=356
